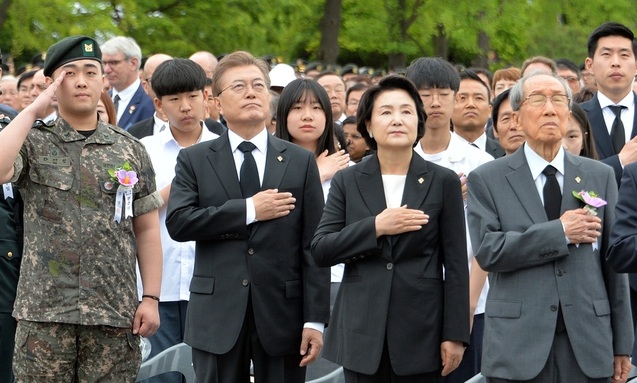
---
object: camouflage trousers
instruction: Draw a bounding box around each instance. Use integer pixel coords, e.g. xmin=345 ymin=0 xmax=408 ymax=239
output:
xmin=13 ymin=320 xmax=141 ymax=383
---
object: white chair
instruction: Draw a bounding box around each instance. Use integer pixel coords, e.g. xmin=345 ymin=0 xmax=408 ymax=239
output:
xmin=465 ymin=372 xmax=487 ymax=383
xmin=135 ymin=342 xmax=196 ymax=383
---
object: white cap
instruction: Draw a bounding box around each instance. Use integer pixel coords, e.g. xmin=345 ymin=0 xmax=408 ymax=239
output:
xmin=269 ymin=64 xmax=296 ymax=88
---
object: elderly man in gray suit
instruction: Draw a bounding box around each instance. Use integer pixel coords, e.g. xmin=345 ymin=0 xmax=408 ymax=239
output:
xmin=467 ymin=72 xmax=633 ymax=383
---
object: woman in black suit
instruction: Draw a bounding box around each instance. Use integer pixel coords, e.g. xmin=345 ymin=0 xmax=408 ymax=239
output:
xmin=311 ymin=75 xmax=470 ymax=382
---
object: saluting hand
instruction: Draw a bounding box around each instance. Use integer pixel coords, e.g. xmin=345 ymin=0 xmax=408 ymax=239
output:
xmin=27 ymin=71 xmax=66 ymax=120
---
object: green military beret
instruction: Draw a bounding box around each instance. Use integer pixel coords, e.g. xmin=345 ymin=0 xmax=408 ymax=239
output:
xmin=43 ymin=35 xmax=101 ymax=77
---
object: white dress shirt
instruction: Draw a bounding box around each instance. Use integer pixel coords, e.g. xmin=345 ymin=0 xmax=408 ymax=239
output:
xmin=113 ymin=78 xmax=142 ymax=122
xmin=597 ymin=90 xmax=635 ymax=147
xmin=137 ymin=123 xmax=219 ymax=301
xmin=454 ymin=131 xmax=488 ymax=152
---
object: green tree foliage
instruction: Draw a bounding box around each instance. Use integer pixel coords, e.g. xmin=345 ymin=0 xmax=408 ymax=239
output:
xmin=2 ymin=0 xmax=637 ymax=71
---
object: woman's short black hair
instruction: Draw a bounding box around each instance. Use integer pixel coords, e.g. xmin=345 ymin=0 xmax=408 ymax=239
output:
xmin=356 ymin=75 xmax=426 ymax=151
xmin=275 ymin=78 xmax=336 ymax=156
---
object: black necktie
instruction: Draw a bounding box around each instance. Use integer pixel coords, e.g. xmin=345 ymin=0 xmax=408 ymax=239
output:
xmin=542 ymin=165 xmax=561 ymax=221
xmin=469 ymin=142 xmax=479 ymax=149
xmin=609 ymin=105 xmax=626 ymax=154
xmin=113 ymin=94 xmax=121 ymax=115
xmin=238 ymin=141 xmax=259 ymax=198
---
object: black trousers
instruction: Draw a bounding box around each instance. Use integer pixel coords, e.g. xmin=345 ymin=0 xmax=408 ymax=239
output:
xmin=191 ymin=298 xmax=306 ymax=383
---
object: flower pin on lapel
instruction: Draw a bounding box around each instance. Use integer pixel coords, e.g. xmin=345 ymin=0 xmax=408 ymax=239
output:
xmin=129 ymin=105 xmax=136 ymax=114
xmin=575 ymin=176 xmax=581 ymax=184
xmin=418 ymin=177 xmax=424 ymax=184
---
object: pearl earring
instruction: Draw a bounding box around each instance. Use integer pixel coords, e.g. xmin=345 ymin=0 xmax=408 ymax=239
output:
xmin=368 ymin=131 xmax=373 ymax=138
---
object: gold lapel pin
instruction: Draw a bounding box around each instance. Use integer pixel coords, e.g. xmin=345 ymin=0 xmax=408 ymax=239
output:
xmin=277 ymin=156 xmax=283 ymax=162
xmin=575 ymin=176 xmax=581 ymax=183
xmin=418 ymin=177 xmax=424 ymax=184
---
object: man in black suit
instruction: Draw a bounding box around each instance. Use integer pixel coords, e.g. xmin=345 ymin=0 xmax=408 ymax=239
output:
xmin=165 ymin=51 xmax=330 ymax=383
xmin=452 ymin=70 xmax=505 ymax=159
xmin=581 ymin=22 xmax=637 ymax=184
xmin=581 ymin=22 xmax=637 ymax=342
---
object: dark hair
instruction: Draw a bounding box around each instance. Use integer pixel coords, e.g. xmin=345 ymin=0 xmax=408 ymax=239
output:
xmin=570 ymin=102 xmax=599 ymax=160
xmin=405 ymin=57 xmax=460 ymax=92
xmin=342 ymin=115 xmax=357 ymax=126
xmin=346 ymin=83 xmax=369 ymax=104
xmin=573 ymin=86 xmax=596 ymax=103
xmin=491 ymin=88 xmax=511 ymax=133
xmin=459 ymin=69 xmax=491 ymax=101
xmin=468 ymin=67 xmax=493 ymax=88
xmin=555 ymin=58 xmax=580 ymax=79
xmin=333 ymin=123 xmax=348 ymax=152
xmin=17 ymin=70 xmax=37 ymax=90
xmin=151 ymin=58 xmax=207 ymax=99
xmin=275 ymin=78 xmax=336 ymax=156
xmin=356 ymin=75 xmax=426 ymax=151
xmin=587 ymin=22 xmax=637 ymax=58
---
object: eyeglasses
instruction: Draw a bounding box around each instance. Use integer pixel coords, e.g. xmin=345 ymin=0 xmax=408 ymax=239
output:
xmin=218 ymin=81 xmax=267 ymax=96
xmin=560 ymin=76 xmax=580 ymax=84
xmin=144 ymin=77 xmax=152 ymax=85
xmin=103 ymin=59 xmax=128 ymax=67
xmin=344 ymin=132 xmax=363 ymax=140
xmin=521 ymin=94 xmax=570 ymax=108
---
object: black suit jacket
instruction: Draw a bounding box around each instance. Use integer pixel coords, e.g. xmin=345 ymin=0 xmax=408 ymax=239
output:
xmin=311 ymin=154 xmax=470 ymax=375
xmin=486 ymin=136 xmax=506 ymax=158
xmin=166 ymin=132 xmax=330 ymax=357
xmin=581 ymin=93 xmax=637 ymax=184
xmin=128 ymin=117 xmax=226 ymax=140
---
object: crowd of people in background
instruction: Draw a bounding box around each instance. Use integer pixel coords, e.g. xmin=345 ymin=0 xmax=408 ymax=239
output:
xmin=2 ymin=19 xmax=637 ymax=383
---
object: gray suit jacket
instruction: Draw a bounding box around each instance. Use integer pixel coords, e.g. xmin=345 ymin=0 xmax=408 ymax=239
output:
xmin=467 ymin=146 xmax=633 ymax=380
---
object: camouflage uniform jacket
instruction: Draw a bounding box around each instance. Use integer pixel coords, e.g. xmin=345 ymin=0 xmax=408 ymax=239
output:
xmin=11 ymin=118 xmax=162 ymax=328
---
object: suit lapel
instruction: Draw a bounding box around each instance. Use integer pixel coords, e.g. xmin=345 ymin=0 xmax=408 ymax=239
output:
xmin=585 ymin=95 xmax=615 ymax=158
xmin=562 ymin=153 xmax=587 ymax=213
xmin=207 ymin=133 xmax=242 ymax=199
xmin=400 ymin=154 xmax=433 ymax=210
xmin=392 ymin=154 xmax=433 ymax=250
xmin=355 ymin=155 xmax=387 ymax=217
xmin=505 ymin=149 xmax=546 ymax=223
xmin=355 ymin=156 xmax=394 ymax=259
xmin=261 ymin=135 xmax=289 ymax=190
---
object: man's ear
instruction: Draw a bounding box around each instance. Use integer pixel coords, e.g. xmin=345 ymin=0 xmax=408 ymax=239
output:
xmin=214 ymin=96 xmax=223 ymax=116
xmin=153 ymin=97 xmax=163 ymax=115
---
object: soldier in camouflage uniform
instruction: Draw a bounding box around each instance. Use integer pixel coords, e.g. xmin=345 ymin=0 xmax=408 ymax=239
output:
xmin=0 ymin=36 xmax=163 ymax=383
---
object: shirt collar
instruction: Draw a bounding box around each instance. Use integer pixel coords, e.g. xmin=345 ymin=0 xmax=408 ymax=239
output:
xmin=228 ymin=127 xmax=268 ymax=154
xmin=159 ymin=121 xmax=220 ymax=148
xmin=597 ymin=90 xmax=634 ymax=109
xmin=112 ymin=78 xmax=141 ymax=103
xmin=524 ymin=143 xmax=565 ymax=181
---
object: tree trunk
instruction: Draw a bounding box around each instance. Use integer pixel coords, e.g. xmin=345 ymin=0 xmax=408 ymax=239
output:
xmin=471 ymin=30 xmax=489 ymax=68
xmin=432 ymin=23 xmax=448 ymax=59
xmin=0 ymin=0 xmax=12 ymax=29
xmin=318 ymin=0 xmax=342 ymax=65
